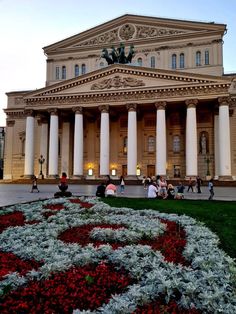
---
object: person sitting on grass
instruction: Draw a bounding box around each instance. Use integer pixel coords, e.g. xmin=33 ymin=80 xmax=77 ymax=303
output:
xmin=105 ymin=182 xmax=117 ymax=197
xmin=147 ymin=181 xmax=158 ymax=199
xmin=175 ymin=182 xmax=185 ymax=199
xmin=96 ymin=182 xmax=106 ymax=197
xmin=166 ymin=184 xmax=175 ymax=200
xmin=58 ymin=172 xmax=68 ymax=192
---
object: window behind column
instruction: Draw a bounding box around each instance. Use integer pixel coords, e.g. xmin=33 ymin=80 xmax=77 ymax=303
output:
xmin=171 ymin=54 xmax=177 ymax=69
xmin=150 ymin=56 xmax=155 ymax=68
xmin=173 ymin=135 xmax=180 ymax=153
xmin=62 ymin=65 xmax=66 ymax=79
xmin=179 ymin=53 xmax=185 ymax=68
xmin=205 ymin=50 xmax=209 ymax=65
xmin=74 ymin=64 xmax=79 ymax=77
xmin=196 ymin=51 xmax=201 ymax=66
xmin=147 ymin=136 xmax=155 ymax=152
xmin=81 ymin=64 xmax=86 ymax=74
xmin=55 ymin=66 xmax=60 ymax=80
xmin=123 ymin=136 xmax=127 ymax=154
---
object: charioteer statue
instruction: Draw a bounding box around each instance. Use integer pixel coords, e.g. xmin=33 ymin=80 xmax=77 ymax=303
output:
xmin=101 ymin=43 xmax=135 ymax=65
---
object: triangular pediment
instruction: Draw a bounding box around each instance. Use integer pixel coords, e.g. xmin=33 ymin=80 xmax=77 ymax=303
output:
xmin=44 ymin=14 xmax=226 ymax=53
xmin=24 ymin=64 xmax=230 ymax=101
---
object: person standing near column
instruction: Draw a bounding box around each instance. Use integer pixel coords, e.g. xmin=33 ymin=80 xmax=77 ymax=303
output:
xmin=208 ymin=178 xmax=214 ymax=200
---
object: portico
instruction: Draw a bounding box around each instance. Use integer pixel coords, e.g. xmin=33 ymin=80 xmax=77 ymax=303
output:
xmin=19 ymin=67 xmax=233 ymax=180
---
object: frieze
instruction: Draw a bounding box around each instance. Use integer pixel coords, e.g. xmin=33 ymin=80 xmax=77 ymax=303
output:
xmin=91 ymin=75 xmax=145 ymax=90
xmin=75 ymin=24 xmax=186 ymax=48
xmin=24 ymin=84 xmax=230 ymax=107
xmin=74 ymin=29 xmax=119 ymax=47
xmin=135 ymin=25 xmax=185 ymax=39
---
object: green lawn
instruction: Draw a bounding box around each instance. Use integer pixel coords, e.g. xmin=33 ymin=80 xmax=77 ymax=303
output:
xmin=103 ymin=198 xmax=236 ymax=259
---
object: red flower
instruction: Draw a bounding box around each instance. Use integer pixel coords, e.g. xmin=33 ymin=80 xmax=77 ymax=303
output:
xmin=0 ymin=262 xmax=133 ymax=313
xmin=0 ymin=212 xmax=25 ymax=233
xmin=69 ymin=199 xmax=94 ymax=208
xmin=0 ymin=251 xmax=42 ymax=281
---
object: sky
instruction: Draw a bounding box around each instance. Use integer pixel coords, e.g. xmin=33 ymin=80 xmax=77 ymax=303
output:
xmin=0 ymin=0 xmax=236 ymax=126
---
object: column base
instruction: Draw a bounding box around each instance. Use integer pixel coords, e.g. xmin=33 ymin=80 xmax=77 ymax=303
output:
xmin=218 ymin=175 xmax=234 ymax=181
xmin=24 ymin=175 xmax=34 ymax=179
xmin=47 ymin=175 xmax=59 ymax=179
xmin=72 ymin=175 xmax=84 ymax=180
xmin=126 ymin=175 xmax=139 ymax=180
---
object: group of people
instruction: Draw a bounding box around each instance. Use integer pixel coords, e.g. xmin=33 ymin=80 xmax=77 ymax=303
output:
xmin=96 ymin=175 xmax=125 ymax=198
xmin=145 ymin=176 xmax=185 ymax=200
xmin=31 ymin=172 xmax=215 ymax=200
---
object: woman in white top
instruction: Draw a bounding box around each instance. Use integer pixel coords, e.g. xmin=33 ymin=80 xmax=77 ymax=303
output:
xmin=147 ymin=182 xmax=158 ymax=198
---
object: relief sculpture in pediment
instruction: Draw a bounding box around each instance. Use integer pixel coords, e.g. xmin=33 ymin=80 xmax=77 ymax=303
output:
xmin=136 ymin=25 xmax=185 ymax=39
xmin=91 ymin=75 xmax=145 ymax=90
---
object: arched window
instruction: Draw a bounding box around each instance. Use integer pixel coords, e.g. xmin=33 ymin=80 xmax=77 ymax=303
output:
xmin=81 ymin=64 xmax=86 ymax=74
xmin=62 ymin=66 xmax=66 ymax=79
xmin=123 ymin=136 xmax=127 ymax=154
xmin=205 ymin=50 xmax=209 ymax=65
xmin=179 ymin=53 xmax=185 ymax=68
xmin=137 ymin=58 xmax=142 ymax=66
xmin=74 ymin=64 xmax=79 ymax=77
xmin=55 ymin=66 xmax=60 ymax=80
xmin=150 ymin=56 xmax=155 ymax=68
xmin=173 ymin=135 xmax=180 ymax=153
xmin=172 ymin=54 xmax=177 ymax=69
xmin=148 ymin=136 xmax=155 ymax=152
xmin=196 ymin=51 xmax=201 ymax=66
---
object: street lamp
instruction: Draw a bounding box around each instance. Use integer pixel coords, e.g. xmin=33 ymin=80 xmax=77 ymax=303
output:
xmin=38 ymin=155 xmax=45 ymax=179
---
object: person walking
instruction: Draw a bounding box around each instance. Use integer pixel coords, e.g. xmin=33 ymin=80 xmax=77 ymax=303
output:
xmin=208 ymin=178 xmax=214 ymax=200
xmin=119 ymin=175 xmax=125 ymax=194
xmin=30 ymin=175 xmax=39 ymax=193
xmin=196 ymin=176 xmax=203 ymax=193
xmin=187 ymin=177 xmax=194 ymax=192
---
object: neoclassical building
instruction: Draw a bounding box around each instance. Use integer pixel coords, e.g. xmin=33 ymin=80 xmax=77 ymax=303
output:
xmin=3 ymin=14 xmax=236 ymax=180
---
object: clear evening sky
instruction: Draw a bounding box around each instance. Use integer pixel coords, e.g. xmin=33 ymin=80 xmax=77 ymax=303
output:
xmin=0 ymin=0 xmax=236 ymax=126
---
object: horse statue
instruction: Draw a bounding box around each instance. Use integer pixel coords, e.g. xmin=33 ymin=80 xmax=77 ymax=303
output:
xmin=101 ymin=48 xmax=113 ymax=65
xmin=101 ymin=44 xmax=135 ymax=65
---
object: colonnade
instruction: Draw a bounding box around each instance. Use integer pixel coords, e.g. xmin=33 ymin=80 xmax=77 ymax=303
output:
xmin=24 ymin=98 xmax=232 ymax=179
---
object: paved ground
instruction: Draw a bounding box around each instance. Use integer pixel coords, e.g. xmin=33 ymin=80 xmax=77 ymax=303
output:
xmin=1 ymin=183 xmax=236 ymax=207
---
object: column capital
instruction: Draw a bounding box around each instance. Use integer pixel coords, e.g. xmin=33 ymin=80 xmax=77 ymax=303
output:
xmin=48 ymin=108 xmax=58 ymax=115
xmin=155 ymin=101 xmax=167 ymax=110
xmin=24 ymin=109 xmax=34 ymax=117
xmin=185 ymin=99 xmax=198 ymax=108
xmin=126 ymin=103 xmax=137 ymax=112
xmin=6 ymin=120 xmax=15 ymax=127
xmin=99 ymin=105 xmax=109 ymax=113
xmin=72 ymin=106 xmax=83 ymax=114
xmin=218 ymin=96 xmax=230 ymax=106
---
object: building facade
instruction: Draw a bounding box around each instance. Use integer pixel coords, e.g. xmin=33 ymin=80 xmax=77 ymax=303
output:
xmin=3 ymin=14 xmax=236 ymax=180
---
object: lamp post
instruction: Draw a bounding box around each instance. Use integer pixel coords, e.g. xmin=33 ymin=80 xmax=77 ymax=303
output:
xmin=38 ymin=155 xmax=45 ymax=179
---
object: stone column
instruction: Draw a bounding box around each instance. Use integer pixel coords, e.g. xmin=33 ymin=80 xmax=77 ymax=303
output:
xmin=214 ymin=112 xmax=219 ymax=179
xmin=3 ymin=120 xmax=15 ymax=180
xmin=155 ymin=101 xmax=167 ymax=176
xmin=48 ymin=109 xmax=59 ymax=177
xmin=73 ymin=107 xmax=84 ymax=177
xmin=127 ymin=104 xmax=137 ymax=177
xmin=99 ymin=105 xmax=110 ymax=176
xmin=185 ymin=99 xmax=198 ymax=177
xmin=39 ymin=117 xmax=48 ymax=177
xmin=61 ymin=119 xmax=70 ymax=175
xmin=24 ymin=110 xmax=35 ymax=177
xmin=218 ymin=97 xmax=232 ymax=179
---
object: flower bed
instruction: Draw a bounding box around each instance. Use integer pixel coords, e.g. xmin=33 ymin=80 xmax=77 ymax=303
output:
xmin=0 ymin=197 xmax=235 ymax=313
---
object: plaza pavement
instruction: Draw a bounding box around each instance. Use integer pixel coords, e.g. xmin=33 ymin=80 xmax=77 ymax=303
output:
xmin=1 ymin=183 xmax=236 ymax=207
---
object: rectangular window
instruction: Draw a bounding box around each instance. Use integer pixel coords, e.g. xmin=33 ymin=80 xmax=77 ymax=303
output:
xmin=55 ymin=66 xmax=60 ymax=80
